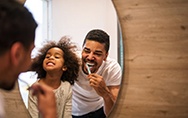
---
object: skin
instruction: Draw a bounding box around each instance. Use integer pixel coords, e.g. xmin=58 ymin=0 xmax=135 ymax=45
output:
xmin=81 ymin=40 xmax=120 ymax=116
xmin=0 ymin=42 xmax=34 ymax=90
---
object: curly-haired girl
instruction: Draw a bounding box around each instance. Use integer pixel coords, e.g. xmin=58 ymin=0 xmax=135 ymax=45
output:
xmin=28 ymin=36 xmax=80 ymax=118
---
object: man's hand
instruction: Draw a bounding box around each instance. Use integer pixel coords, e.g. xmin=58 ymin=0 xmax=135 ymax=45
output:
xmin=88 ymin=73 xmax=109 ymax=97
xmin=87 ymin=73 xmax=120 ymax=116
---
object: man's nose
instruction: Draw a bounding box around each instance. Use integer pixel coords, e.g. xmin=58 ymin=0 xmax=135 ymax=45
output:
xmin=87 ymin=53 xmax=94 ymax=60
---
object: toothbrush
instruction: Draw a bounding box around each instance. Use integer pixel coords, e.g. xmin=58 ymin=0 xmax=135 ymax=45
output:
xmin=19 ymin=78 xmax=44 ymax=94
xmin=86 ymin=63 xmax=91 ymax=74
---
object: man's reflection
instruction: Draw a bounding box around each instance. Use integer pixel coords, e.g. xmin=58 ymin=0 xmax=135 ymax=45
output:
xmin=72 ymin=29 xmax=122 ymax=118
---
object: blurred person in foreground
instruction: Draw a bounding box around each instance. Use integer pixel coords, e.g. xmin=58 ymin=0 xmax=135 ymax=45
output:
xmin=0 ymin=0 xmax=56 ymax=118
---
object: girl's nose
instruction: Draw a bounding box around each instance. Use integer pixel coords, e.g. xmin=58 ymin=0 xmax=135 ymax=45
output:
xmin=49 ymin=56 xmax=54 ymax=60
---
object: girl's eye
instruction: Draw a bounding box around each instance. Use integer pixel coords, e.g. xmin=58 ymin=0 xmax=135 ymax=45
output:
xmin=55 ymin=56 xmax=60 ymax=59
xmin=45 ymin=55 xmax=50 ymax=58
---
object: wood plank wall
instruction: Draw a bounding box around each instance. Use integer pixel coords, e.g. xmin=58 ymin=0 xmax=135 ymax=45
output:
xmin=110 ymin=0 xmax=188 ymax=118
xmin=1 ymin=0 xmax=188 ymax=118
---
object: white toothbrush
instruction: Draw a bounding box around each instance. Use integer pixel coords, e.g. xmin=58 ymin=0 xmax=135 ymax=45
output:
xmin=86 ymin=63 xmax=91 ymax=74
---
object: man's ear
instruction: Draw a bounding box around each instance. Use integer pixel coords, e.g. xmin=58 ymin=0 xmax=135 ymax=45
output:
xmin=103 ymin=53 xmax=108 ymax=61
xmin=10 ymin=42 xmax=24 ymax=67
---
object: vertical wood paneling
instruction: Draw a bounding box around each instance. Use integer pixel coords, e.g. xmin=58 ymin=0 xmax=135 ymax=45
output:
xmin=110 ymin=0 xmax=188 ymax=118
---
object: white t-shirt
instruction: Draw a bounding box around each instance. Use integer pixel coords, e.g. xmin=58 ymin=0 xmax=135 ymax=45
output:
xmin=72 ymin=57 xmax=122 ymax=116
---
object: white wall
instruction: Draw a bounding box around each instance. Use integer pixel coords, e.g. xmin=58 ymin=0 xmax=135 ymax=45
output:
xmin=51 ymin=0 xmax=118 ymax=60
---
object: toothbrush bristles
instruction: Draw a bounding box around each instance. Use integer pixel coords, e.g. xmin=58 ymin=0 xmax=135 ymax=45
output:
xmin=86 ymin=63 xmax=91 ymax=74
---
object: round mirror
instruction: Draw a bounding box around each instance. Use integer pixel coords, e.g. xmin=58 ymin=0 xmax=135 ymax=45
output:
xmin=18 ymin=0 xmax=124 ymax=117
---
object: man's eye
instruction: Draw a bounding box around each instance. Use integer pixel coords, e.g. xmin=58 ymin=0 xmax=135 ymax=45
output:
xmin=84 ymin=49 xmax=90 ymax=53
xmin=95 ymin=53 xmax=102 ymax=56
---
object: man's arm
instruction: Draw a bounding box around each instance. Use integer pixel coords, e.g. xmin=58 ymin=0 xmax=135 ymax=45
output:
xmin=88 ymin=74 xmax=120 ymax=116
xmin=103 ymin=85 xmax=120 ymax=116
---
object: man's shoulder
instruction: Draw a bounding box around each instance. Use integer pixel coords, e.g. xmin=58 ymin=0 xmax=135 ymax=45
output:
xmin=105 ymin=57 xmax=120 ymax=66
xmin=100 ymin=57 xmax=121 ymax=72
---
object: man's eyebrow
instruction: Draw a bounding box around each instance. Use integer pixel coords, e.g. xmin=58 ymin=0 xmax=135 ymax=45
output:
xmin=94 ymin=50 xmax=103 ymax=54
xmin=84 ymin=47 xmax=103 ymax=54
xmin=84 ymin=47 xmax=89 ymax=49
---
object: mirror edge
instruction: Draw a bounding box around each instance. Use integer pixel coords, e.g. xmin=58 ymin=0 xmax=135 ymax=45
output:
xmin=108 ymin=0 xmax=128 ymax=118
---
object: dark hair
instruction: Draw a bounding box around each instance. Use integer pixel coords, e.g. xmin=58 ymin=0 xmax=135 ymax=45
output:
xmin=0 ymin=0 xmax=38 ymax=55
xmin=82 ymin=29 xmax=110 ymax=53
xmin=31 ymin=36 xmax=80 ymax=85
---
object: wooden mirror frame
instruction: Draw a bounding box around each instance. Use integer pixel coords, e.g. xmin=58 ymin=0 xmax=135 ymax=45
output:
xmin=110 ymin=0 xmax=188 ymax=118
xmin=1 ymin=0 xmax=188 ymax=118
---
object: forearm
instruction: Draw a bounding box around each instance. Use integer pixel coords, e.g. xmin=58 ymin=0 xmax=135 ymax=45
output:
xmin=102 ymin=88 xmax=116 ymax=116
xmin=40 ymin=96 xmax=57 ymax=118
xmin=42 ymin=110 xmax=57 ymax=118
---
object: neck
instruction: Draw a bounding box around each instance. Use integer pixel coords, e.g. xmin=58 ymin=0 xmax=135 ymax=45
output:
xmin=40 ymin=72 xmax=62 ymax=89
xmin=0 ymin=53 xmax=17 ymax=90
xmin=0 ymin=53 xmax=9 ymax=76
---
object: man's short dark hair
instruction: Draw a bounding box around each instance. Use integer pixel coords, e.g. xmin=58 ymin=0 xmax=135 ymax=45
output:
xmin=0 ymin=0 xmax=38 ymax=55
xmin=82 ymin=29 xmax=110 ymax=53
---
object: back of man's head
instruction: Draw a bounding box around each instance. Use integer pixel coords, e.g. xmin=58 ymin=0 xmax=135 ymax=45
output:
xmin=0 ymin=0 xmax=37 ymax=55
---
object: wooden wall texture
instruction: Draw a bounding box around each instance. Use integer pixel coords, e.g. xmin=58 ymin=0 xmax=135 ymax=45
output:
xmin=110 ymin=0 xmax=188 ymax=118
xmin=1 ymin=0 xmax=188 ymax=118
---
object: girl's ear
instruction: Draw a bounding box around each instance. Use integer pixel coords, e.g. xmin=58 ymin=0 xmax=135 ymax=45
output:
xmin=10 ymin=42 xmax=24 ymax=67
xmin=62 ymin=66 xmax=67 ymax=71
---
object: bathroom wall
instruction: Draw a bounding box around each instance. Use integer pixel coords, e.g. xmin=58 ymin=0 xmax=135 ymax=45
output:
xmin=51 ymin=0 xmax=118 ymax=60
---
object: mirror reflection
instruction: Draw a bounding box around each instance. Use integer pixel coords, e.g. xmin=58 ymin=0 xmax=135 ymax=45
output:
xmin=18 ymin=0 xmax=123 ymax=117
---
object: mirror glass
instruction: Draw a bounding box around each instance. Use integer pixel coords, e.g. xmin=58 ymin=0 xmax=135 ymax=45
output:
xmin=18 ymin=0 xmax=124 ymax=115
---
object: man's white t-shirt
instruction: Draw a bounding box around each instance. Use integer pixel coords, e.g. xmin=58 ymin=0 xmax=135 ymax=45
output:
xmin=72 ymin=57 xmax=122 ymax=116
